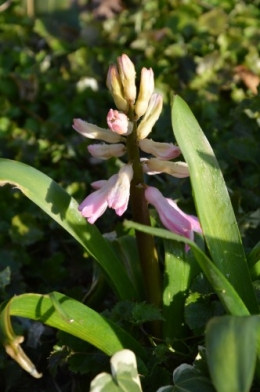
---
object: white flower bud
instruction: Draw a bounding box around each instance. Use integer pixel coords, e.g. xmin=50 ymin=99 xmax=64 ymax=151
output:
xmin=137 ymin=94 xmax=163 ymax=140
xmin=142 ymin=158 xmax=189 ymax=178
xmin=117 ymin=54 xmax=136 ymax=102
xmin=135 ymin=68 xmax=154 ymax=119
xmin=139 ymin=139 xmax=181 ymax=160
xmin=88 ymin=143 xmax=126 ymax=159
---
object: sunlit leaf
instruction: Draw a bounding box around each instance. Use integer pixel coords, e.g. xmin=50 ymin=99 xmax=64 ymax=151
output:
xmin=171 ymin=95 xmax=258 ymax=314
xmin=0 ymin=159 xmax=139 ymax=301
xmin=206 ymin=316 xmax=260 ymax=392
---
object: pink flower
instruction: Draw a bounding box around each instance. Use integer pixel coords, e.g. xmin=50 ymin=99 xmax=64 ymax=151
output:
xmin=139 ymin=139 xmax=181 ymax=160
xmin=87 ymin=143 xmax=126 ymax=159
xmin=79 ymin=165 xmax=133 ymax=223
xmin=107 ymin=109 xmax=133 ymax=135
xmin=72 ymin=118 xmax=121 ymax=143
xmin=145 ymin=186 xmax=202 ymax=251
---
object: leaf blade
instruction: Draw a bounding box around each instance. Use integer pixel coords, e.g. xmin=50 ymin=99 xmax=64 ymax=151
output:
xmin=124 ymin=221 xmax=250 ymax=317
xmin=7 ymin=292 xmax=147 ymax=359
xmin=0 ymin=158 xmax=139 ymax=300
xmin=206 ymin=316 xmax=259 ymax=392
xmin=171 ymin=95 xmax=258 ymax=313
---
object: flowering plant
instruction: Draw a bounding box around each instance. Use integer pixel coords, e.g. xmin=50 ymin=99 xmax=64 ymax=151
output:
xmin=0 ymin=54 xmax=260 ymax=391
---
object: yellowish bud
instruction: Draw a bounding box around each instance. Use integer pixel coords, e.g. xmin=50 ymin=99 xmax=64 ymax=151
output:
xmin=135 ymin=68 xmax=154 ymax=119
xmin=137 ymin=94 xmax=163 ymax=140
xmin=106 ymin=65 xmax=128 ymax=112
xmin=117 ymin=54 xmax=136 ymax=102
xmin=142 ymin=158 xmax=189 ymax=178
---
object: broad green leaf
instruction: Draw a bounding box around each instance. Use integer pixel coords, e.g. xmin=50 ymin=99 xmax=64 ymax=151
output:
xmin=90 ymin=349 xmax=143 ymax=392
xmin=157 ymin=364 xmax=215 ymax=392
xmin=171 ymin=95 xmax=258 ymax=314
xmin=0 ymin=159 xmax=139 ymax=301
xmin=185 ymin=292 xmax=224 ymax=335
xmin=0 ymin=292 xmax=147 ymax=377
xmin=124 ymin=221 xmax=250 ymax=316
xmin=206 ymin=316 xmax=260 ymax=392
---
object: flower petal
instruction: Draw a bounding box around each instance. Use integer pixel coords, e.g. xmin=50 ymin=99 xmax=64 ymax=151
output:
xmin=107 ymin=164 xmax=133 ymax=216
xmin=137 ymin=94 xmax=163 ymax=140
xmin=139 ymin=139 xmax=181 ymax=160
xmin=73 ymin=119 xmax=121 ymax=143
xmin=145 ymin=186 xmax=201 ymax=251
xmin=88 ymin=143 xmax=126 ymax=159
xmin=142 ymin=158 xmax=189 ymax=178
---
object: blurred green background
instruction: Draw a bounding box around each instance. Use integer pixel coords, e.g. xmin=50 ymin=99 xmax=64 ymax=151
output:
xmin=0 ymin=0 xmax=260 ymax=390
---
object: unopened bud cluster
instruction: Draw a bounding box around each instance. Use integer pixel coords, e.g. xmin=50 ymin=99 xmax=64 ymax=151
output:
xmin=72 ymin=54 xmax=201 ymax=248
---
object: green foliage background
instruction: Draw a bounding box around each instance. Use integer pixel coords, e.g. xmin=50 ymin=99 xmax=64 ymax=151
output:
xmin=0 ymin=0 xmax=260 ymax=390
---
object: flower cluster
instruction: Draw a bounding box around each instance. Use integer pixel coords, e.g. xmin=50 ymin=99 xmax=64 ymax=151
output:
xmin=72 ymin=54 xmax=201 ymax=248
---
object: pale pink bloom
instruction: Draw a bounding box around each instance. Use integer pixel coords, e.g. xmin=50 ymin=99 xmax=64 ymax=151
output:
xmin=107 ymin=164 xmax=133 ymax=215
xmin=91 ymin=180 xmax=107 ymax=190
xmin=79 ymin=176 xmax=117 ymax=223
xmin=139 ymin=139 xmax=181 ymax=160
xmin=107 ymin=109 xmax=133 ymax=135
xmin=135 ymin=68 xmax=154 ymax=119
xmin=79 ymin=164 xmax=133 ymax=223
xmin=106 ymin=65 xmax=128 ymax=112
xmin=72 ymin=119 xmax=121 ymax=143
xmin=87 ymin=143 xmax=126 ymax=159
xmin=117 ymin=54 xmax=136 ymax=102
xmin=137 ymin=94 xmax=163 ymax=140
xmin=145 ymin=186 xmax=202 ymax=251
xmin=142 ymin=158 xmax=189 ymax=178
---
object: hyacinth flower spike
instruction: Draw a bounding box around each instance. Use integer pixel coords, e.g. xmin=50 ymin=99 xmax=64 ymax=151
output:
xmin=73 ymin=53 xmax=193 ymax=318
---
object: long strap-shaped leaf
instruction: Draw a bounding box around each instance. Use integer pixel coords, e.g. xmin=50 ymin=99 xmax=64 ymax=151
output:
xmin=0 ymin=159 xmax=139 ymax=300
xmin=124 ymin=221 xmax=250 ymax=317
xmin=206 ymin=315 xmax=260 ymax=392
xmin=171 ymin=96 xmax=258 ymax=314
xmin=0 ymin=292 xmax=147 ymax=377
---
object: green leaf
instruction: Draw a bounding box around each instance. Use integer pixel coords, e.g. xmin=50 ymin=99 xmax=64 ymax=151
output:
xmin=10 ymin=212 xmax=43 ymax=246
xmin=110 ymin=236 xmax=145 ymax=299
xmin=250 ymin=259 xmax=260 ymax=281
xmin=247 ymin=240 xmax=260 ymax=268
xmin=90 ymin=349 xmax=143 ymax=392
xmin=0 ymin=267 xmax=11 ymax=292
xmin=185 ymin=293 xmax=224 ymax=335
xmin=162 ymin=240 xmax=200 ymax=346
xmin=157 ymin=363 xmax=215 ymax=392
xmin=0 ymin=159 xmax=139 ymax=301
xmin=0 ymin=292 xmax=147 ymax=377
xmin=171 ymin=95 xmax=258 ymax=314
xmin=206 ymin=316 xmax=260 ymax=392
xmin=124 ymin=221 xmax=250 ymax=317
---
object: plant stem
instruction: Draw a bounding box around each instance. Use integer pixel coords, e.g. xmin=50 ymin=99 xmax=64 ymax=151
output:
xmin=126 ymin=115 xmax=162 ymax=337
